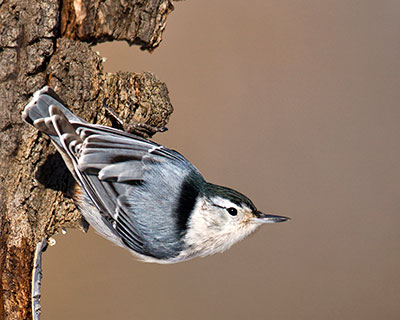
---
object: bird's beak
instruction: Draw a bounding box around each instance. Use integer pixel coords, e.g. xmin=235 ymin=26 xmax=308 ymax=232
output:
xmin=254 ymin=211 xmax=290 ymax=224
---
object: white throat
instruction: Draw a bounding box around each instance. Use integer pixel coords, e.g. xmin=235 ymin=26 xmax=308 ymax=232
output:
xmin=176 ymin=196 xmax=260 ymax=261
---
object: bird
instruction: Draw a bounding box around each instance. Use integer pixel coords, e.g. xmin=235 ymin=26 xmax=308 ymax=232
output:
xmin=22 ymin=86 xmax=289 ymax=264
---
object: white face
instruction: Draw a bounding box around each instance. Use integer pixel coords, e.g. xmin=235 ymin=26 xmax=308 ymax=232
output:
xmin=177 ymin=196 xmax=262 ymax=261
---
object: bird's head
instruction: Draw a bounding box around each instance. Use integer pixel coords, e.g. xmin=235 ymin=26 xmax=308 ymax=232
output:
xmin=179 ymin=183 xmax=290 ymax=260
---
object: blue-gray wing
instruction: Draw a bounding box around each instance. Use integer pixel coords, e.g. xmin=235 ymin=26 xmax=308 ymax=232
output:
xmin=22 ymin=87 xmax=204 ymax=260
xmin=76 ymin=125 xmax=204 ymax=260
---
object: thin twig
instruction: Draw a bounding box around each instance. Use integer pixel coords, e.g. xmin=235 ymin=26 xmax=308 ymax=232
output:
xmin=32 ymin=238 xmax=48 ymax=320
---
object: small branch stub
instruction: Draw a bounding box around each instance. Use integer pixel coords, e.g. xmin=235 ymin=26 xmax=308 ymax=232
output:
xmin=61 ymin=0 xmax=174 ymax=50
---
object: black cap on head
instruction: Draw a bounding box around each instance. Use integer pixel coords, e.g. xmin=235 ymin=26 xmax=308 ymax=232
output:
xmin=204 ymin=183 xmax=257 ymax=211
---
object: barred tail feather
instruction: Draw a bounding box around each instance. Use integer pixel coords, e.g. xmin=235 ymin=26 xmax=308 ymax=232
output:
xmin=22 ymin=86 xmax=82 ymax=125
xmin=22 ymin=87 xmax=84 ymax=179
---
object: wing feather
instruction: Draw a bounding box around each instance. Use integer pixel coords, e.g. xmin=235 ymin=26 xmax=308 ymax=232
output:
xmin=64 ymin=118 xmax=202 ymax=259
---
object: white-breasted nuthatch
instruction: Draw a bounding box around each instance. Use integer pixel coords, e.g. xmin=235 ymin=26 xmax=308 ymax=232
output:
xmin=22 ymin=87 xmax=289 ymax=263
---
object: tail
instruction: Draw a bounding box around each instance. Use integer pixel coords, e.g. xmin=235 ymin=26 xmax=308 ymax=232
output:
xmin=22 ymin=87 xmax=84 ymax=124
xmin=22 ymin=86 xmax=84 ymax=144
xmin=22 ymin=86 xmax=86 ymax=176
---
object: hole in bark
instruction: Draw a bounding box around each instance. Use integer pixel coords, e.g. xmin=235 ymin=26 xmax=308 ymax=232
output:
xmin=35 ymin=152 xmax=76 ymax=197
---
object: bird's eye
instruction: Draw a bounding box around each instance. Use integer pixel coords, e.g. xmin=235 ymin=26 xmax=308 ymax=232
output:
xmin=226 ymin=207 xmax=238 ymax=216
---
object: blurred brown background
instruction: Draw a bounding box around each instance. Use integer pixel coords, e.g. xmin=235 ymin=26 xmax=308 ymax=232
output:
xmin=42 ymin=1 xmax=400 ymax=319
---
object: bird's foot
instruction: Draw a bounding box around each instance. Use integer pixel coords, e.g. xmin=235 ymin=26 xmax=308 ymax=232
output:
xmin=103 ymin=98 xmax=168 ymax=139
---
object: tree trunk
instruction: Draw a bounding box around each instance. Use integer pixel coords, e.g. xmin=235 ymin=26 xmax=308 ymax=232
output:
xmin=0 ymin=1 xmax=175 ymax=319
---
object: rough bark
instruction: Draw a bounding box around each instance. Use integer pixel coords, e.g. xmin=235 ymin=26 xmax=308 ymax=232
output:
xmin=0 ymin=0 xmax=175 ymax=319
